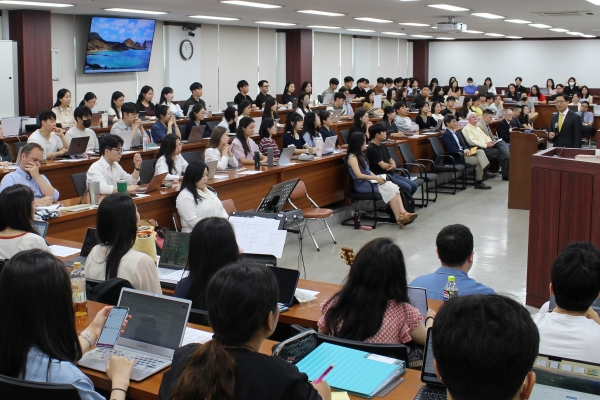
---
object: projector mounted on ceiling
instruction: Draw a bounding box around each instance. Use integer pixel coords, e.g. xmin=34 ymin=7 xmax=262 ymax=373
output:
xmin=437 ymin=16 xmax=467 ymax=31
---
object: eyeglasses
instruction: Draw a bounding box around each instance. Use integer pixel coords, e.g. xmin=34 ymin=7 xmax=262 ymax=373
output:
xmin=111 ymin=148 xmax=124 ymax=154
xmin=262 ymin=85 xmax=270 ymax=88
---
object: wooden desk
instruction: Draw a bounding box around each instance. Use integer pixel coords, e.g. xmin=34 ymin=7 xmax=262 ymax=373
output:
xmin=76 ymin=300 xmax=426 ymax=400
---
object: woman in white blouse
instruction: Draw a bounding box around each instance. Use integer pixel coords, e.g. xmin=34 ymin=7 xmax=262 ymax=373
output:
xmin=85 ymin=193 xmax=161 ymax=294
xmin=176 ymin=161 xmax=228 ymax=232
xmin=204 ymin=126 xmax=237 ymax=170
xmin=51 ymin=88 xmax=75 ymax=127
xmin=154 ymin=134 xmax=188 ymax=181
xmin=0 ymin=185 xmax=49 ymax=259
xmin=108 ymin=91 xmax=125 ymax=123
xmin=159 ymin=87 xmax=184 ymax=118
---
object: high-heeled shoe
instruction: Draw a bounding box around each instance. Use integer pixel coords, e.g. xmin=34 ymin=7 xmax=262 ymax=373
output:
xmin=396 ymin=220 xmax=405 ymax=229
xmin=401 ymin=212 xmax=418 ymax=224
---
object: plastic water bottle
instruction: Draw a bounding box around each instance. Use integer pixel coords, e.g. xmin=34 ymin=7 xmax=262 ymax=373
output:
xmin=353 ymin=208 xmax=360 ymax=229
xmin=288 ymin=101 xmax=292 ymax=109
xmin=208 ymin=105 xmax=213 ymax=117
xmin=443 ymin=276 xmax=458 ymax=301
xmin=143 ymin=135 xmax=148 ymax=152
xmin=41 ymin=152 xmax=47 ymax=164
xmin=71 ymin=262 xmax=88 ymax=316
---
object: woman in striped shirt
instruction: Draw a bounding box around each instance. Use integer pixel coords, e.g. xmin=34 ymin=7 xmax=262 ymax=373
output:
xmin=258 ymin=118 xmax=280 ymax=157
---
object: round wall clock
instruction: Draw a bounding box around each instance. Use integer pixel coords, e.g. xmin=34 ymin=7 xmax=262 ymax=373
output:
xmin=180 ymin=39 xmax=193 ymax=60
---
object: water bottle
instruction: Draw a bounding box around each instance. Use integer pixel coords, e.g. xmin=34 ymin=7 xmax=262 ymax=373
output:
xmin=267 ymin=147 xmax=274 ymax=167
xmin=254 ymin=151 xmax=260 ymax=170
xmin=143 ymin=135 xmax=148 ymax=152
xmin=443 ymin=276 xmax=459 ymax=301
xmin=353 ymin=208 xmax=360 ymax=229
xmin=71 ymin=262 xmax=88 ymax=316
xmin=101 ymin=112 xmax=108 ymax=127
xmin=288 ymin=101 xmax=292 ymax=109
xmin=315 ymin=138 xmax=323 ymax=157
xmin=41 ymin=152 xmax=47 ymax=164
xmin=208 ymin=105 xmax=213 ymax=117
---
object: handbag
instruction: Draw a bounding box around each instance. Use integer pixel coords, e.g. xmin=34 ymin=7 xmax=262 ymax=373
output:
xmin=271 ymin=328 xmax=319 ymax=364
xmin=133 ymin=226 xmax=158 ymax=263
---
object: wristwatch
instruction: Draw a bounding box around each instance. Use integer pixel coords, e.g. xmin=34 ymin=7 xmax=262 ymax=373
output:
xmin=134 ymin=166 xmax=142 ymax=171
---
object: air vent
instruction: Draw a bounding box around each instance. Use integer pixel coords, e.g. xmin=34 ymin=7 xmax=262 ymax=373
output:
xmin=533 ymin=11 xmax=592 ymax=17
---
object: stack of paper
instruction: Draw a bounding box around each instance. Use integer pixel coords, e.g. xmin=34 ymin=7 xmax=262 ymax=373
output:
xmin=229 ymin=216 xmax=287 ymax=258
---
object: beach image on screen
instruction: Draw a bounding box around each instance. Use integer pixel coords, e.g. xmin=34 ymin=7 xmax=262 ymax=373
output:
xmin=84 ymin=17 xmax=156 ymax=74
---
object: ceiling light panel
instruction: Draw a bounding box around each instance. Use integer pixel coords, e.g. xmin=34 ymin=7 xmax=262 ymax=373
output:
xmin=0 ymin=0 xmax=72 ymax=6
xmin=399 ymin=22 xmax=430 ymax=26
xmin=471 ymin=13 xmax=504 ymax=19
xmin=104 ymin=8 xmax=168 ymax=15
xmin=307 ymin=25 xmax=341 ymax=29
xmin=221 ymin=1 xmax=281 ymax=8
xmin=427 ymin=4 xmax=469 ymax=11
xmin=529 ymin=24 xmax=552 ymax=28
xmin=505 ymin=19 xmax=532 ymax=24
xmin=189 ymin=15 xmax=240 ymax=20
xmin=354 ymin=17 xmax=393 ymax=23
xmin=297 ymin=10 xmax=344 ymax=16
xmin=255 ymin=21 xmax=295 ymax=25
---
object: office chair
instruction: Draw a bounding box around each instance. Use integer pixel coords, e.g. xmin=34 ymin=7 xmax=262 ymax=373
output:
xmin=398 ymin=143 xmax=438 ymax=203
xmin=188 ymin=308 xmax=209 ymax=326
xmin=340 ymin=130 xmax=350 ymax=144
xmin=0 ymin=374 xmax=81 ymax=400
xmin=181 ymin=151 xmax=202 ymax=164
xmin=428 ymin=137 xmax=466 ymax=194
xmin=386 ymin=147 xmax=426 ymax=207
xmin=12 ymin=140 xmax=27 ymax=156
xmin=86 ymin=278 xmax=133 ymax=306
xmin=206 ymin=120 xmax=219 ymax=131
xmin=71 ymin=173 xmax=87 ymax=197
xmin=139 ymin=159 xmax=156 ymax=185
xmin=172 ymin=212 xmax=182 ymax=232
xmin=221 ymin=199 xmax=236 ymax=214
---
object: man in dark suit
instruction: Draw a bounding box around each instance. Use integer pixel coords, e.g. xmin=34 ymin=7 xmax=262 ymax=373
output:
xmin=549 ymin=93 xmax=582 ymax=148
xmin=440 ymin=114 xmax=492 ymax=189
xmin=496 ymin=109 xmax=513 ymax=143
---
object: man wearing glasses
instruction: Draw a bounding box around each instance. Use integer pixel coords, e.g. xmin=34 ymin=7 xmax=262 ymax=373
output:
xmin=86 ymin=134 xmax=142 ymax=194
xmin=549 ymin=93 xmax=582 ymax=148
xmin=255 ymin=80 xmax=273 ymax=109
xmin=110 ymin=102 xmax=150 ymax=147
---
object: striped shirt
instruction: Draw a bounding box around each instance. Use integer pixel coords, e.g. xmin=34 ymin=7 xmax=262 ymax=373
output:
xmin=258 ymin=137 xmax=280 ymax=157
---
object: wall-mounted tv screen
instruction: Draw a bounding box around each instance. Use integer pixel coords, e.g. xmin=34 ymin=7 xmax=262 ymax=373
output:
xmin=84 ymin=17 xmax=156 ymax=74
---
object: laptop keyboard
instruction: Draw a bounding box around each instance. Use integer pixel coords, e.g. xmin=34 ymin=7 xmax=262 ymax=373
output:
xmin=65 ymin=256 xmax=86 ymax=266
xmin=414 ymin=387 xmax=447 ymax=400
xmin=88 ymin=347 xmax=168 ymax=372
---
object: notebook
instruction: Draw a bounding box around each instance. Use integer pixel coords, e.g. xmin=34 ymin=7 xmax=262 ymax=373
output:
xmin=77 ymin=288 xmax=192 ymax=381
xmin=414 ymin=329 xmax=447 ymax=399
xmin=268 ymin=265 xmax=300 ymax=312
xmin=64 ymin=228 xmax=101 ymax=266
xmin=530 ymin=354 xmax=600 ymax=400
xmin=297 ymin=343 xmax=406 ymax=398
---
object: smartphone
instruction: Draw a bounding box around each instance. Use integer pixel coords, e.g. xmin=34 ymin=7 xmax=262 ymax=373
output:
xmin=96 ymin=307 xmax=129 ymax=348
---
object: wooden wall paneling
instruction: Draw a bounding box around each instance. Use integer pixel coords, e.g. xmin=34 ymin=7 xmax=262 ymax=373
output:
xmin=9 ymin=10 xmax=53 ymax=117
xmin=410 ymin=40 xmax=429 ymax=85
xmin=284 ymin=29 xmax=312 ymax=96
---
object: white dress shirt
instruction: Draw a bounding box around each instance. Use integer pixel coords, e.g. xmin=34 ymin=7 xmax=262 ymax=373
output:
xmin=176 ymin=187 xmax=228 ymax=232
xmin=154 ymin=155 xmax=188 ymax=181
xmin=86 ymin=156 xmax=138 ymax=195
xmin=204 ymin=147 xmax=237 ymax=170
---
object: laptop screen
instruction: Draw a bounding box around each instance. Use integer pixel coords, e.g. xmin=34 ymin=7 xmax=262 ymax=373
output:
xmin=421 ymin=329 xmax=444 ymax=386
xmin=80 ymin=228 xmax=100 ymax=257
xmin=33 ymin=220 xmax=48 ymax=239
xmin=158 ymin=231 xmax=191 ymax=270
xmin=118 ymin=289 xmax=191 ymax=350
xmin=530 ymin=355 xmax=600 ymax=400
xmin=268 ymin=265 xmax=300 ymax=306
xmin=408 ymin=286 xmax=428 ymax=317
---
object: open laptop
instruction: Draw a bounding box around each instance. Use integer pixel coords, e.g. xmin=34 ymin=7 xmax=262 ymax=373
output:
xmin=477 ymin=85 xmax=488 ymax=95
xmin=253 ymin=117 xmax=262 ymax=134
xmin=205 ymin=160 xmax=218 ymax=179
xmin=78 ymin=288 xmax=192 ymax=381
xmin=33 ymin=220 xmax=49 ymax=239
xmin=58 ymin=136 xmax=90 ymax=159
xmin=496 ymin=108 xmax=506 ymax=119
xmin=456 ymin=96 xmax=465 ymax=108
xmin=529 ymin=96 xmax=539 ymax=105
xmin=322 ymin=94 xmax=333 ymax=105
xmin=64 ymin=228 xmax=101 ymax=266
xmin=346 ymin=94 xmax=356 ymax=102
xmin=322 ymin=135 xmax=339 ymax=155
xmin=407 ymin=286 xmax=428 ymax=319
xmin=594 ymin=104 xmax=600 ymax=116
xmin=276 ymin=147 xmax=295 ymax=166
xmin=157 ymin=231 xmax=191 ymax=278
xmin=568 ymin=105 xmax=579 ymax=113
xmin=330 ymin=109 xmax=343 ymax=123
xmin=414 ymin=329 xmax=447 ymax=400
xmin=268 ymin=265 xmax=300 ymax=312
xmin=530 ymin=354 xmax=600 ymax=400
xmin=91 ymin=112 xmax=102 ymax=127
xmin=137 ymin=172 xmax=168 ymax=194
xmin=422 ymin=119 xmax=443 ymax=133
xmin=185 ymin=125 xmax=205 ymax=143
xmin=539 ymin=87 xmax=550 ymax=95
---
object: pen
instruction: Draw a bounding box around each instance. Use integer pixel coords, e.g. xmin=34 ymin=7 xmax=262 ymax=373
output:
xmin=313 ymin=364 xmax=335 ymax=385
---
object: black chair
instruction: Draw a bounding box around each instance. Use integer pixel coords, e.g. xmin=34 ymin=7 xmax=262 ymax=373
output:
xmin=139 ymin=159 xmax=156 ymax=184
xmin=226 ymin=101 xmax=235 ymax=108
xmin=13 ymin=140 xmax=27 ymax=156
xmin=0 ymin=373 xmax=81 ymax=400
xmin=340 ymin=159 xmax=389 ymax=229
xmin=188 ymin=308 xmax=209 ymax=326
xmin=240 ymin=253 xmax=277 ymax=266
xmin=340 ymin=130 xmax=350 ymax=144
xmin=86 ymin=278 xmax=133 ymax=306
xmin=71 ymin=173 xmax=87 ymax=197
xmin=398 ymin=143 xmax=438 ymax=204
xmin=24 ymin=124 xmax=40 ymax=134
xmin=290 ymin=325 xmax=408 ymax=363
xmin=386 ymin=147 xmax=426 ymax=208
xmin=206 ymin=120 xmax=219 ymax=131
xmin=317 ymin=95 xmax=323 ymax=104
xmin=428 ymin=137 xmax=466 ymax=195
xmin=182 ymin=151 xmax=203 ymax=164
xmin=455 ymin=131 xmax=478 ymax=186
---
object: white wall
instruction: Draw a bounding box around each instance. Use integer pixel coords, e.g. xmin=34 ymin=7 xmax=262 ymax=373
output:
xmin=312 ymin=32 xmax=341 ymax=95
xmin=276 ymin=32 xmax=286 ymax=94
xmin=164 ymin=25 xmax=202 ymax=102
xmin=429 ymin=39 xmax=600 ymax=88
xmin=353 ymin=37 xmax=372 ymax=81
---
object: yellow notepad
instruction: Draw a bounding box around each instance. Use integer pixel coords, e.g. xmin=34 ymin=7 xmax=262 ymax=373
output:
xmin=332 ymin=392 xmax=351 ymax=400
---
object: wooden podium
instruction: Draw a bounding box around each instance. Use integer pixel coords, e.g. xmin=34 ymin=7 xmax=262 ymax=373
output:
xmin=508 ymin=130 xmax=547 ymax=210
xmin=527 ymin=147 xmax=600 ymax=307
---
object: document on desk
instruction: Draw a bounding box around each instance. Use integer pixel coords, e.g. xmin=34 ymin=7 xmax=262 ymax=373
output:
xmin=50 ymin=245 xmax=80 ymax=257
xmin=229 ymin=216 xmax=280 ymax=232
xmin=55 ymin=158 xmax=87 ymax=163
xmin=235 ymin=227 xmax=287 ymax=258
xmin=181 ymin=327 xmax=213 ymax=347
xmin=238 ymin=170 xmax=264 ymax=175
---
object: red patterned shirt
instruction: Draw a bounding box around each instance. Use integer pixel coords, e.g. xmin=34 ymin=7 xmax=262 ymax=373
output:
xmin=258 ymin=137 xmax=281 ymax=158
xmin=317 ymin=298 xmax=423 ymax=344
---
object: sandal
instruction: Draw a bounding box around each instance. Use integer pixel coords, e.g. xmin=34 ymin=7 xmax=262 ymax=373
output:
xmin=397 ymin=220 xmax=405 ymax=229
xmin=401 ymin=212 xmax=418 ymax=224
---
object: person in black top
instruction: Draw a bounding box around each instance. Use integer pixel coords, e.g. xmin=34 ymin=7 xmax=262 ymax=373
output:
xmin=514 ymin=77 xmax=527 ymax=95
xmin=348 ymin=108 xmax=371 ymax=143
xmin=0 ymin=127 xmax=13 ymax=164
xmin=505 ymin=84 xmax=519 ymax=102
xmin=547 ymin=84 xmax=565 ymax=104
xmin=283 ymin=113 xmax=309 ymax=154
xmin=564 ymin=76 xmax=581 ymax=96
xmin=431 ymin=86 xmax=445 ymax=103
xmin=381 ymin=106 xmax=398 ymax=135
xmin=351 ymin=78 xmax=368 ymax=99
xmin=300 ymin=81 xmax=312 ymax=97
xmin=262 ymin=97 xmax=279 ymax=120
xmin=255 ymin=80 xmax=273 ymax=109
xmin=234 ymin=80 xmax=254 ymax=106
xmin=282 ymin=81 xmax=297 ymax=105
xmin=318 ymin=110 xmax=337 ymax=140
xmin=412 ymin=86 xmax=430 ymax=109
xmin=415 ymin=102 xmax=438 ymax=130
xmin=136 ymin=85 xmax=156 ymax=118
xmin=184 ymin=103 xmax=212 ymax=140
xmin=182 ymin=82 xmax=206 ymax=116
xmin=159 ymin=261 xmax=330 ymax=400
xmin=441 ymin=96 xmax=457 ymax=117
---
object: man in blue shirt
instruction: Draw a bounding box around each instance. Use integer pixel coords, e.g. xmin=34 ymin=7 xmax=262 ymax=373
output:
xmin=411 ymin=224 xmax=495 ymax=300
xmin=580 ymin=101 xmax=595 ymax=141
xmin=0 ymin=143 xmax=59 ymax=206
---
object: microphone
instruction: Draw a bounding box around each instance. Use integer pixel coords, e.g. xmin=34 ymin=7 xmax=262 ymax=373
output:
xmin=552 ymin=147 xmax=566 ymax=158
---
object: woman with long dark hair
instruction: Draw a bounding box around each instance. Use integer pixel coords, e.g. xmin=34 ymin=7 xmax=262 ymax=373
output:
xmin=301 ymin=81 xmax=312 ymax=97
xmin=459 ymin=96 xmax=473 ymax=119
xmin=546 ymin=78 xmax=557 ymax=96
xmin=296 ymin=91 xmax=311 ymax=117
xmin=205 ymin=126 xmax=237 ymax=170
xmin=529 ymin=85 xmax=547 ymax=104
xmin=483 ymin=77 xmax=496 ymax=94
xmin=174 ymin=217 xmax=239 ymax=309
xmin=108 ymin=91 xmax=125 ymax=123
xmin=505 ymin=84 xmax=519 ymax=101
xmin=158 ymin=86 xmax=184 ymax=117
xmin=428 ymin=78 xmax=439 ymax=90
xmin=176 ymin=161 xmax=228 ymax=232
xmin=218 ymin=106 xmax=238 ymax=133
xmin=51 ymin=88 xmax=75 ymax=127
xmin=154 ymin=134 xmax=188 ymax=181
xmin=283 ymin=113 xmax=309 ymax=154
xmin=383 ymin=87 xmax=397 ymax=109
xmin=431 ymin=86 xmax=445 ymax=103
xmin=319 ymin=238 xmax=433 ymax=344
xmin=136 ymin=85 xmax=156 ymax=118
xmin=381 ymin=106 xmax=398 ymax=134
xmin=0 ymin=249 xmax=134 ymax=400
xmin=282 ymin=81 xmax=297 ymax=105
xmin=416 ymin=102 xmax=438 ymax=130
xmin=302 ymin=111 xmax=322 ymax=147
xmin=262 ymin=97 xmax=279 ymax=120
xmin=258 ymin=117 xmax=280 ymax=157
xmin=184 ymin=103 xmax=212 ymax=140
xmin=0 ymin=185 xmax=48 ymax=258
xmin=348 ymin=108 xmax=372 ymax=143
xmin=345 ymin=134 xmax=416 ymax=227
xmin=79 ymin=92 xmax=97 ymax=111
xmin=318 ymin=110 xmax=337 ymax=139
xmin=85 ymin=193 xmax=161 ymax=294
xmin=159 ymin=262 xmax=331 ymax=400
xmin=231 ymin=117 xmax=266 ymax=165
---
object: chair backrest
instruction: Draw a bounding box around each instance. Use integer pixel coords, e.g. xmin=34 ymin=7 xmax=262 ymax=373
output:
xmin=206 ymin=120 xmax=219 ymax=131
xmin=398 ymin=143 xmax=416 ymax=165
xmin=276 ymin=94 xmax=283 ymax=103
xmin=86 ymin=278 xmax=133 ymax=306
xmin=226 ymin=101 xmax=234 ymax=108
xmin=139 ymin=159 xmax=156 ymax=184
xmin=221 ymin=198 xmax=236 ymax=214
xmin=188 ymin=308 xmax=209 ymax=326
xmin=428 ymin=137 xmax=446 ymax=163
xmin=24 ymin=124 xmax=40 ymax=134
xmin=340 ymin=130 xmax=350 ymax=144
xmin=12 ymin=141 xmax=27 ymax=157
xmin=71 ymin=173 xmax=87 ymax=197
xmin=0 ymin=373 xmax=81 ymax=400
xmin=317 ymin=95 xmax=323 ymax=104
xmin=290 ymin=180 xmax=307 ymax=200
xmin=409 ymin=103 xmax=417 ymax=112
xmin=172 ymin=212 xmax=182 ymax=232
xmin=386 ymin=146 xmax=402 ymax=167
xmin=181 ymin=151 xmax=203 ymax=165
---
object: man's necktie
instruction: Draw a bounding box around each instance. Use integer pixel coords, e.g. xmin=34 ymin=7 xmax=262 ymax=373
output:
xmin=558 ymin=113 xmax=564 ymax=131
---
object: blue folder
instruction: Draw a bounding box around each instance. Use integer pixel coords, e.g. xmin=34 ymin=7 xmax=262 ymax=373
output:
xmin=296 ymin=343 xmax=406 ymax=398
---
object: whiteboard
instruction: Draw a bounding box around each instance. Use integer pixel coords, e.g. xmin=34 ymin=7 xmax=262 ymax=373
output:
xmin=429 ymin=39 xmax=600 ymax=89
